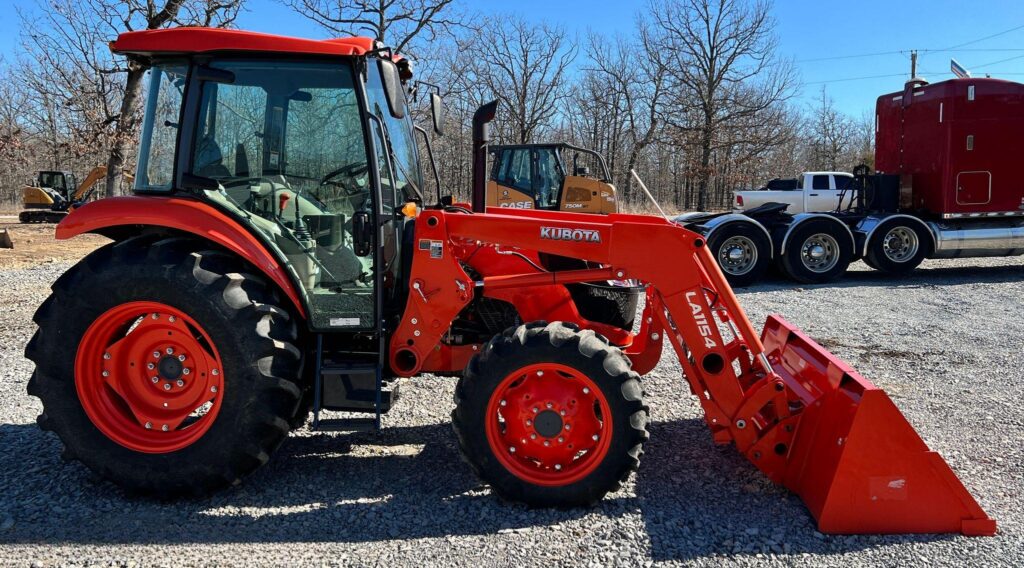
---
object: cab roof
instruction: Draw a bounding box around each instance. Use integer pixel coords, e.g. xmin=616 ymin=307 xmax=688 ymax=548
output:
xmin=110 ymin=28 xmax=376 ymax=58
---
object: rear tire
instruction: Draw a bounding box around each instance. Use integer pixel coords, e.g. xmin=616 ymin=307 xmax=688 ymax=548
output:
xmin=453 ymin=321 xmax=648 ymax=507
xmin=707 ymin=223 xmax=771 ymax=287
xmin=779 ymin=219 xmax=853 ymax=284
xmin=26 ymin=235 xmax=303 ymax=496
xmin=865 ymin=220 xmax=929 ymax=274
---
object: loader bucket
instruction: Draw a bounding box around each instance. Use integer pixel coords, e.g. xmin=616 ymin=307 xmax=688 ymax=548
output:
xmin=760 ymin=315 xmax=996 ymax=536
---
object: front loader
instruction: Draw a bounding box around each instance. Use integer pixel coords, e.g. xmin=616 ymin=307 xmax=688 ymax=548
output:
xmin=26 ymin=28 xmax=995 ymax=536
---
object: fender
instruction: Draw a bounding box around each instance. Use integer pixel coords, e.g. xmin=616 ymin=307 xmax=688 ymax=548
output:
xmin=856 ymin=214 xmax=937 ymax=257
xmin=780 ymin=213 xmax=856 ymax=257
xmin=57 ymin=196 xmax=306 ymax=317
xmin=701 ymin=214 xmax=774 ymax=259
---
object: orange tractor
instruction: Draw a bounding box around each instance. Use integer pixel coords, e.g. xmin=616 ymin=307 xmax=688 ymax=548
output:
xmin=27 ymin=28 xmax=994 ymax=535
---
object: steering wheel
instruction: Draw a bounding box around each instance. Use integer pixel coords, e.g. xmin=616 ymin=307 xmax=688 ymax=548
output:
xmin=319 ymin=163 xmax=370 ymax=189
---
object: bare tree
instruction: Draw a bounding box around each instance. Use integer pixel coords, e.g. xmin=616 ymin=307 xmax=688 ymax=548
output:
xmin=471 ymin=16 xmax=577 ymax=144
xmin=652 ymin=0 xmax=796 ymax=210
xmin=18 ymin=0 xmax=243 ymax=198
xmin=805 ymin=87 xmax=853 ymax=171
xmin=281 ymin=0 xmax=460 ymax=54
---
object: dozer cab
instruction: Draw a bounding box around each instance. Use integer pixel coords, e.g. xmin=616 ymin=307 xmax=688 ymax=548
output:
xmin=27 ymin=28 xmax=995 ymax=536
xmin=486 ymin=143 xmax=617 ymax=213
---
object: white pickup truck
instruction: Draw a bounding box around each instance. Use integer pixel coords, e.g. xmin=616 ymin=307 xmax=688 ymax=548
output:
xmin=733 ymin=172 xmax=856 ymax=213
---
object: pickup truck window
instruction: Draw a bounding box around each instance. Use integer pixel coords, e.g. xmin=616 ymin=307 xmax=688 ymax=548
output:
xmin=834 ymin=175 xmax=854 ymax=190
xmin=812 ymin=175 xmax=830 ymax=190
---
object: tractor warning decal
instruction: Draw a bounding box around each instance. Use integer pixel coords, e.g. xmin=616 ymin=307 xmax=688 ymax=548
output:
xmin=540 ymin=226 xmax=602 ymax=243
xmin=419 ymin=239 xmax=444 ymax=259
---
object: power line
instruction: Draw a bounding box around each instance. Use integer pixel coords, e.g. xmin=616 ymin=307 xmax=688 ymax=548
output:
xmin=796 ymin=23 xmax=1024 ymax=63
xmin=941 ymin=23 xmax=1024 ymax=50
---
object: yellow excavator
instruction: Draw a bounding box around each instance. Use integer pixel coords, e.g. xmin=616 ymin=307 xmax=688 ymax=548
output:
xmin=19 ymin=166 xmax=130 ymax=223
xmin=486 ymin=143 xmax=618 ymax=213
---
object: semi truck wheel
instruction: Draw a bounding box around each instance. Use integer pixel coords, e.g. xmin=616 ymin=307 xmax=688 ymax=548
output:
xmin=26 ymin=235 xmax=303 ymax=496
xmin=453 ymin=321 xmax=648 ymax=507
xmin=779 ymin=219 xmax=853 ymax=283
xmin=707 ymin=223 xmax=771 ymax=287
xmin=865 ymin=220 xmax=929 ymax=274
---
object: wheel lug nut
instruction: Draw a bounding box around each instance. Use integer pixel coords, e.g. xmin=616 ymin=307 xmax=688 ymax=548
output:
xmin=554 ymin=464 xmax=562 ymax=471
xmin=499 ymin=399 xmax=506 ymax=407
xmin=151 ymin=376 xmax=159 ymax=383
xmin=145 ymin=422 xmax=152 ymax=429
xmin=163 ymin=384 xmax=171 ymax=391
xmin=526 ymin=420 xmax=532 ymax=426
xmin=147 ymin=363 xmax=155 ymax=370
xmin=151 ymin=314 xmax=159 ymax=320
xmin=532 ymin=407 xmax=538 ymax=414
xmin=168 ymin=316 xmax=176 ymax=323
xmin=101 ymin=370 xmax=109 ymax=377
xmin=211 ymin=386 xmax=218 ymax=393
xmin=558 ymin=437 xmax=564 ymax=443
xmin=178 ymin=354 xmax=186 ymax=362
xmin=161 ymin=424 xmax=169 ymax=432
xmin=153 ymin=352 xmax=160 ymax=359
xmin=543 ymin=440 xmax=550 ymax=447
xmin=560 ymin=410 xmax=566 ymax=416
xmin=530 ymin=434 xmax=537 ymax=440
xmin=546 ymin=403 xmax=553 ymax=409
xmin=582 ymin=387 xmax=590 ymax=394
xmin=166 ymin=347 xmax=174 ymax=355
xmin=163 ymin=402 xmax=168 ymax=408
xmin=212 ymin=369 xmax=219 ymax=376
xmin=592 ymin=434 xmax=599 ymax=441
xmin=509 ymin=446 xmax=516 ymax=453
xmin=564 ymin=424 xmax=571 ymax=431
xmin=176 ymin=380 xmax=184 ymax=387
xmin=537 ymin=371 xmax=544 ymax=376
xmin=182 ymin=368 xmax=191 ymax=376
xmin=103 ymin=352 xmax=111 ymax=360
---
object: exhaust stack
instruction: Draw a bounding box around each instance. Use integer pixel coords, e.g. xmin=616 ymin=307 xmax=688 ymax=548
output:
xmin=471 ymin=101 xmax=498 ymax=213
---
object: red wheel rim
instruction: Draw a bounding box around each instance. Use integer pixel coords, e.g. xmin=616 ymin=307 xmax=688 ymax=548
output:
xmin=74 ymin=301 xmax=225 ymax=454
xmin=485 ymin=363 xmax=612 ymax=486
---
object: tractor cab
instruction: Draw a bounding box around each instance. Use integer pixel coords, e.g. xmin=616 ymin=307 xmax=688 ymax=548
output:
xmin=126 ymin=30 xmax=431 ymax=333
xmin=486 ymin=144 xmax=617 ymax=213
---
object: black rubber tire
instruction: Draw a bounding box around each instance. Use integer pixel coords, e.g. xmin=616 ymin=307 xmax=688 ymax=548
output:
xmin=452 ymin=321 xmax=648 ymax=507
xmin=26 ymin=235 xmax=303 ymax=496
xmin=707 ymin=223 xmax=772 ymax=287
xmin=779 ymin=218 xmax=853 ymax=284
xmin=288 ymin=388 xmax=315 ymax=430
xmin=864 ymin=220 xmax=930 ymax=275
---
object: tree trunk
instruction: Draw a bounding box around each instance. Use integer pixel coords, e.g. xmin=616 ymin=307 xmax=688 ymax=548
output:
xmin=104 ymin=63 xmax=145 ymax=197
xmin=697 ymin=121 xmax=713 ymax=212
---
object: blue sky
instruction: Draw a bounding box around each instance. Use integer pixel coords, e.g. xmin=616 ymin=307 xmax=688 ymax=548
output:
xmin=3 ymin=0 xmax=1024 ymax=116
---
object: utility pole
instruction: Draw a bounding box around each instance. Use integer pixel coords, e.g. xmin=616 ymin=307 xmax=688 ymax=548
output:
xmin=910 ymin=50 xmax=918 ymax=78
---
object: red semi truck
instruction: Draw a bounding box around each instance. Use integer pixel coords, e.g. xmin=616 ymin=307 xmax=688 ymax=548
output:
xmin=679 ymin=76 xmax=1024 ymax=286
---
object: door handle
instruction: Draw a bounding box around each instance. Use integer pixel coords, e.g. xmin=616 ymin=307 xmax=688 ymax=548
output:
xmin=809 ymin=193 xmax=819 ymax=196
xmin=352 ymin=211 xmax=373 ymax=257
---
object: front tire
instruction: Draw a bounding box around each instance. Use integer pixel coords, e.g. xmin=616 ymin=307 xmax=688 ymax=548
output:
xmin=453 ymin=322 xmax=648 ymax=507
xmin=26 ymin=235 xmax=303 ymax=496
xmin=865 ymin=220 xmax=929 ymax=274
xmin=779 ymin=219 xmax=853 ymax=283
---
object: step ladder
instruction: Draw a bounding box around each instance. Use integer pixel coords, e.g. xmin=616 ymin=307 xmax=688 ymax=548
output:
xmin=311 ymin=334 xmax=397 ymax=432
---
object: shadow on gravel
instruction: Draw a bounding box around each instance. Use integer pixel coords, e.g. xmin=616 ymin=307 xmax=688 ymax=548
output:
xmin=734 ymin=261 xmax=1024 ymax=294
xmin=1 ymin=418 xmax=956 ymax=558
xmin=0 ymin=422 xmax=610 ymax=544
xmin=635 ymin=419 xmax=956 ymax=561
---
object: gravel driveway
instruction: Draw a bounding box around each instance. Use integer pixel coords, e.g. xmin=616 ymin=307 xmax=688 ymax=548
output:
xmin=1 ymin=257 xmax=1021 ymax=566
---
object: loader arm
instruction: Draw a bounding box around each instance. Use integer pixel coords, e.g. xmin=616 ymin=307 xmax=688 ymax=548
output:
xmin=391 ymin=207 xmax=996 ymax=536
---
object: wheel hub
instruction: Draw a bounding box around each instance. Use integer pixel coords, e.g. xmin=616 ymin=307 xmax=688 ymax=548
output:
xmin=75 ymin=301 xmax=225 ymax=454
xmin=808 ymin=244 xmax=826 ymax=260
xmin=533 ymin=409 xmax=564 ymax=438
xmin=727 ymin=247 xmax=745 ymax=262
xmin=486 ymin=363 xmax=612 ymax=487
xmin=158 ymin=356 xmax=183 ymax=380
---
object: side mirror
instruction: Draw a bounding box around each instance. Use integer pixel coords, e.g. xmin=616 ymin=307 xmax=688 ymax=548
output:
xmin=430 ymin=92 xmax=444 ymax=136
xmin=377 ymin=59 xmax=406 ymax=120
xmin=575 ymin=166 xmax=591 ymax=177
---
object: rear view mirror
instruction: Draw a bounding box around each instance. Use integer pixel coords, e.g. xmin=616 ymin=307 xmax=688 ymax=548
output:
xmin=377 ymin=59 xmax=406 ymax=120
xmin=289 ymin=90 xmax=312 ymax=102
xmin=430 ymin=92 xmax=444 ymax=136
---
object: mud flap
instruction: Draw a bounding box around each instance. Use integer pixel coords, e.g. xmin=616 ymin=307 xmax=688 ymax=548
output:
xmin=761 ymin=315 xmax=996 ymax=536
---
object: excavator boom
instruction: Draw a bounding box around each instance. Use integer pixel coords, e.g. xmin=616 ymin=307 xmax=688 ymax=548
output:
xmin=391 ymin=206 xmax=995 ymax=536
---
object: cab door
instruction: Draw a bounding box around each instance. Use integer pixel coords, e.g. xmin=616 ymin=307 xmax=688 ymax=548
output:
xmin=487 ymin=147 xmax=535 ymax=209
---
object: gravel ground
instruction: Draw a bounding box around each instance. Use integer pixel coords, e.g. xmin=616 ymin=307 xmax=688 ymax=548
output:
xmin=0 ymin=256 xmax=1021 ymax=567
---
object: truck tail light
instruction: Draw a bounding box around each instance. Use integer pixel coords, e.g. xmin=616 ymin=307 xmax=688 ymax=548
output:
xmin=736 ymin=195 xmax=744 ymax=207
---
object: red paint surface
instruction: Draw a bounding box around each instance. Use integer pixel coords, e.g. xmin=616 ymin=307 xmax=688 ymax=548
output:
xmin=111 ymin=28 xmax=374 ymax=58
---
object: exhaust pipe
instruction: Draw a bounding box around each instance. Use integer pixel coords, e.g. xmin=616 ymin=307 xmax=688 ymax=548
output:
xmin=471 ymin=100 xmax=499 ymax=213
